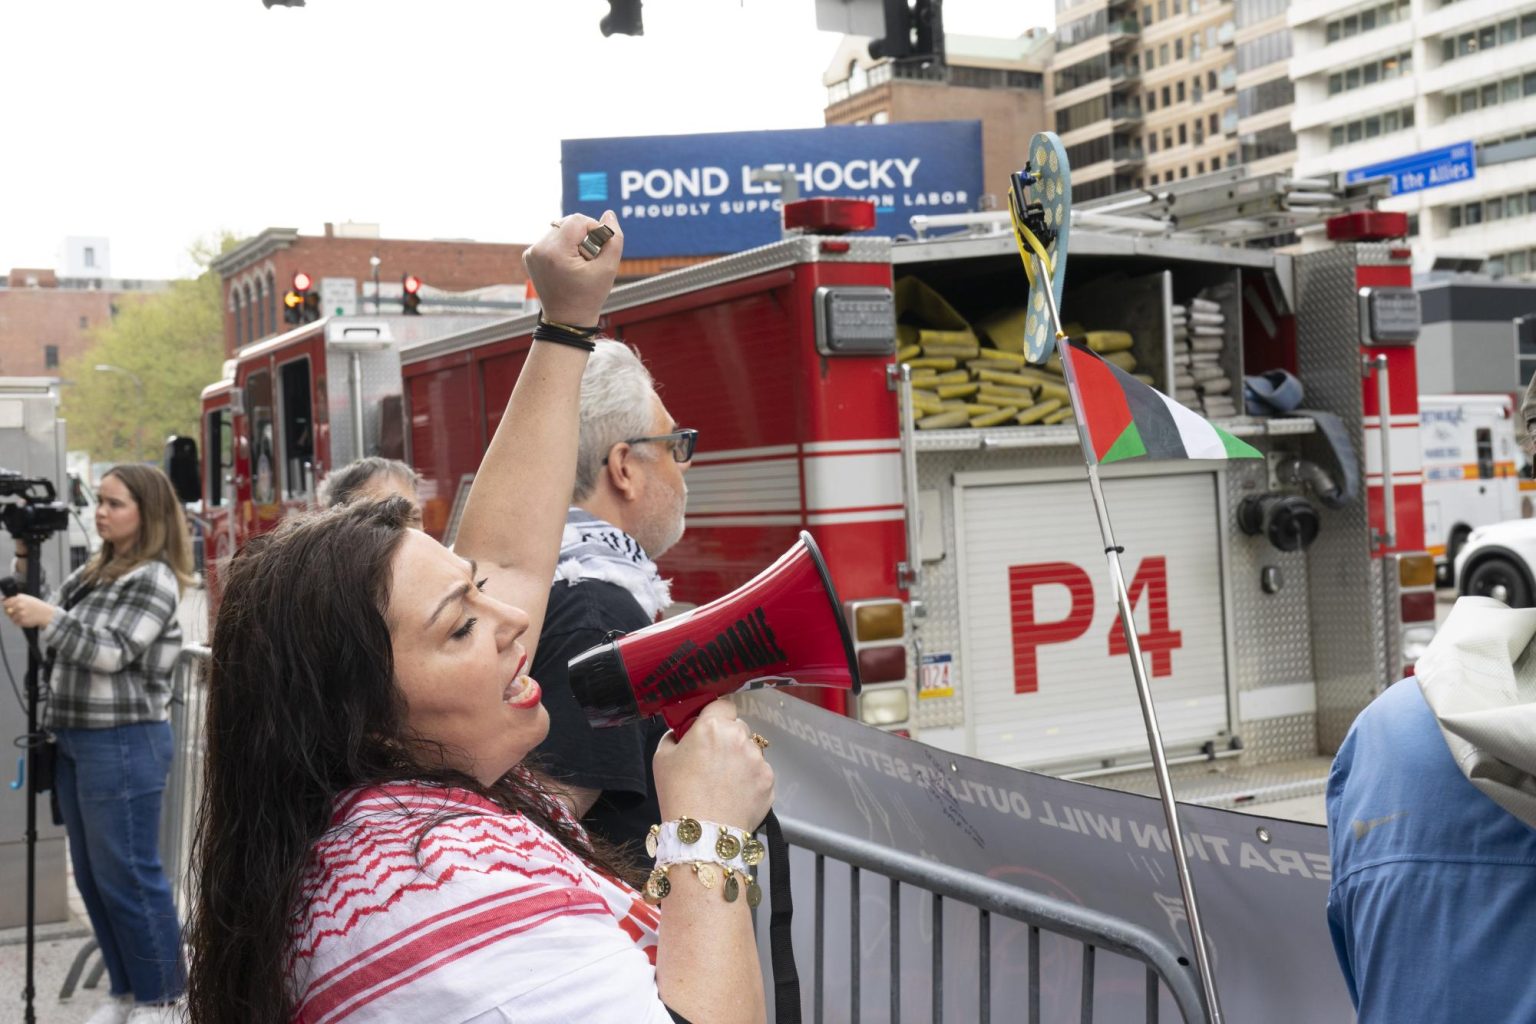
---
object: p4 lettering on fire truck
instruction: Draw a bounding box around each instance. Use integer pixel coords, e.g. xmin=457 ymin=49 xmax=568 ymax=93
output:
xmin=941 ymin=465 xmax=1229 ymax=771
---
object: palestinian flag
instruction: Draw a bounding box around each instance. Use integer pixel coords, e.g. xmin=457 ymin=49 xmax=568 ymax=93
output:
xmin=1061 ymin=341 xmax=1261 ymax=464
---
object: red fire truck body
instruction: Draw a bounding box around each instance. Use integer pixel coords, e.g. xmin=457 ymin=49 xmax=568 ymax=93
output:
xmin=197 ymin=315 xmax=496 ymax=595
xmin=399 ymin=239 xmax=902 ymax=720
xmin=196 ymin=177 xmax=1435 ymax=790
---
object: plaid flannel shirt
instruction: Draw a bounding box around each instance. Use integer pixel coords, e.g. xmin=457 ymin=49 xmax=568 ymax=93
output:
xmin=42 ymin=559 xmax=183 ymax=730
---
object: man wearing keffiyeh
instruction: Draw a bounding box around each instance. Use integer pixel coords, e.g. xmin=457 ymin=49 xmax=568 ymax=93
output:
xmin=530 ymin=340 xmax=693 ymax=857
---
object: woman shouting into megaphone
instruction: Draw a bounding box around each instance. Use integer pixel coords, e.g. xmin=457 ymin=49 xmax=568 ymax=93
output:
xmin=187 ymin=213 xmax=774 ymax=1024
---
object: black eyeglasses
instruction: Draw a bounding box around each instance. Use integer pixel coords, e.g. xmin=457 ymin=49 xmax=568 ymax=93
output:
xmin=624 ymin=428 xmax=698 ymax=463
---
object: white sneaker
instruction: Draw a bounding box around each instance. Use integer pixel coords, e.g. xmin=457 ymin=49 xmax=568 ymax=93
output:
xmin=82 ymin=995 xmax=132 ymax=1024
xmin=126 ymin=1003 xmax=184 ymax=1024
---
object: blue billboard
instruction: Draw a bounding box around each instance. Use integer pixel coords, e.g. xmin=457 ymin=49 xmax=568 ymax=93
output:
xmin=1345 ymin=141 xmax=1475 ymax=197
xmin=561 ymin=121 xmax=984 ymax=258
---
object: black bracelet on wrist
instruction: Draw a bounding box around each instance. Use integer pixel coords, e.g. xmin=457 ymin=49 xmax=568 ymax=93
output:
xmin=532 ymin=319 xmax=599 ymax=353
xmin=538 ymin=315 xmax=601 ymax=338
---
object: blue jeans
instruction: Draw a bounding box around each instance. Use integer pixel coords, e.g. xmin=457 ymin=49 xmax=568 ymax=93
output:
xmin=54 ymin=722 xmax=186 ymax=1003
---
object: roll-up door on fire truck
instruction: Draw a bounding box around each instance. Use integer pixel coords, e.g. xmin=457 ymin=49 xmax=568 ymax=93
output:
xmin=956 ymin=466 xmax=1231 ymax=770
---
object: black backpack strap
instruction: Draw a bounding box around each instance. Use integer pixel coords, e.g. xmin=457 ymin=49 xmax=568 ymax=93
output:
xmin=762 ymin=808 xmax=802 ymax=1024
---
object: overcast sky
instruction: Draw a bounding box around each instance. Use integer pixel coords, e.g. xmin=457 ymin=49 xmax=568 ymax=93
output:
xmin=2 ymin=1 xmax=1052 ymax=281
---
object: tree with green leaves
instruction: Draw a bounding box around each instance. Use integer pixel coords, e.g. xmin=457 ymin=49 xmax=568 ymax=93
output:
xmin=60 ymin=236 xmax=234 ymax=466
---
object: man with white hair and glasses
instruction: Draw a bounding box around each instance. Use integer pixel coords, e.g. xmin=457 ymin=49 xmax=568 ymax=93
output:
xmin=529 ymin=339 xmax=695 ymax=856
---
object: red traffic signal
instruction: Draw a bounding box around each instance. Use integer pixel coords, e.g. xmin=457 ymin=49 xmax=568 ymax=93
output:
xmin=292 ymin=271 xmax=313 ymax=292
xmin=402 ymin=274 xmax=422 ymax=315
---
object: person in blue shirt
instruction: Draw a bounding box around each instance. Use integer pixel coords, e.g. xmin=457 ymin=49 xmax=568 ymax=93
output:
xmin=1327 ymin=600 xmax=1536 ymax=1022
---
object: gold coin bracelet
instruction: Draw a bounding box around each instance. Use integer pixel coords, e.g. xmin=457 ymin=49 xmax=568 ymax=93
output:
xmin=643 ymin=818 xmax=767 ymax=908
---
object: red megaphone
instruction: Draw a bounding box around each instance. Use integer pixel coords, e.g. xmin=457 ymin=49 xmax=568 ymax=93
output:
xmin=567 ymin=531 xmax=860 ymax=737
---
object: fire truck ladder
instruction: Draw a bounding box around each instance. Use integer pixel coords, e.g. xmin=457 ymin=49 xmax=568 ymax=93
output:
xmin=910 ymin=168 xmax=1393 ymax=247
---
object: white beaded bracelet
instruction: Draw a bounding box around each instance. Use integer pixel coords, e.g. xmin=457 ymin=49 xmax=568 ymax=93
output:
xmin=648 ymin=817 xmax=754 ymax=875
xmin=641 ymin=818 xmax=767 ymax=907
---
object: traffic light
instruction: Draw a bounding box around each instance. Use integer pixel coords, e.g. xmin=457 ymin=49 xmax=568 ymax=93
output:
xmin=402 ymin=274 xmax=422 ymax=315
xmin=287 ymin=272 xmax=320 ymax=324
xmin=600 ymin=0 xmax=642 ymax=36
xmin=868 ymin=0 xmax=944 ymax=63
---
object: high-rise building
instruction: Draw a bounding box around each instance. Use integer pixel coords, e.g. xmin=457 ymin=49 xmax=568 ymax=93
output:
xmin=1047 ymin=0 xmax=1148 ymax=198
xmin=1047 ymin=0 xmax=1239 ymax=199
xmin=1290 ymin=0 xmax=1536 ymax=276
xmin=1232 ymin=0 xmax=1295 ymax=175
xmin=823 ymin=31 xmax=1052 ymax=206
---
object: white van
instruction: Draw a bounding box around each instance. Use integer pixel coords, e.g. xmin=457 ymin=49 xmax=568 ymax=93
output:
xmin=65 ymin=470 xmax=98 ymax=569
xmin=1421 ymin=394 xmax=1525 ymax=583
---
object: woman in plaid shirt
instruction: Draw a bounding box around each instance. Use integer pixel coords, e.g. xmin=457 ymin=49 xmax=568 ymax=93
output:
xmin=5 ymin=464 xmax=194 ymax=1024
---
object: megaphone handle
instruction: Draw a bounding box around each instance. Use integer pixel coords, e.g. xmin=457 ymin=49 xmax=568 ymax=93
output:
xmin=660 ymin=694 xmax=719 ymax=739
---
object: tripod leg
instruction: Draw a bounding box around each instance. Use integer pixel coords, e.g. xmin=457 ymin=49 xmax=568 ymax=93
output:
xmin=58 ymin=939 xmax=100 ymax=1000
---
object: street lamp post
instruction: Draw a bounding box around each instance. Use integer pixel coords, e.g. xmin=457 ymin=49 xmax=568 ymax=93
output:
xmin=370 ymin=254 xmax=382 ymax=315
xmin=94 ymin=364 xmax=146 ymax=463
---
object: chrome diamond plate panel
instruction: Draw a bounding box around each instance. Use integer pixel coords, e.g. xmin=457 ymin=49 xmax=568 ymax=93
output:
xmin=1240 ymin=712 xmax=1320 ymax=766
xmin=1292 ymin=244 xmax=1382 ymax=753
xmin=1224 ymin=458 xmax=1321 ymax=763
xmin=327 ymin=344 xmax=404 ymax=465
xmin=1086 ymin=755 xmax=1333 ymax=810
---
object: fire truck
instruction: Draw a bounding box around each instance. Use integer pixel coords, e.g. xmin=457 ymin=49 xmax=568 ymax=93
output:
xmin=394 ymin=171 xmax=1435 ymax=793
xmin=196 ymin=314 xmax=499 ymax=591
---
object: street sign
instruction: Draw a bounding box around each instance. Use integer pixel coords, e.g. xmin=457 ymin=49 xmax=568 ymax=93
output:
xmin=320 ymin=277 xmax=358 ymax=318
xmin=1345 ymin=141 xmax=1475 ymax=197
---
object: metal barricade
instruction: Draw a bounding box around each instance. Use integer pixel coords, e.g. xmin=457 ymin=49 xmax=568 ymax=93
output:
xmin=158 ymin=643 xmax=211 ymax=914
xmin=774 ymin=815 xmax=1209 ymax=1024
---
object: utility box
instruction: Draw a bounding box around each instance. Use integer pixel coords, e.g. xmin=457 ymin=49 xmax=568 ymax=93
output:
xmin=0 ymin=378 xmax=72 ymax=928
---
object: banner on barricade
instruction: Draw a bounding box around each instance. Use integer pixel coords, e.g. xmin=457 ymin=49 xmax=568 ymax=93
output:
xmin=737 ymin=691 xmax=1351 ymax=1023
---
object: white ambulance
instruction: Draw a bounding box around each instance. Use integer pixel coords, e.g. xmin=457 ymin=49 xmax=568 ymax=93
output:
xmin=1421 ymin=393 xmax=1525 ymax=583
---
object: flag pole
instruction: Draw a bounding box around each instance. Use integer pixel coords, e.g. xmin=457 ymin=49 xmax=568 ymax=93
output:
xmin=1033 ymin=256 xmax=1225 ymax=1024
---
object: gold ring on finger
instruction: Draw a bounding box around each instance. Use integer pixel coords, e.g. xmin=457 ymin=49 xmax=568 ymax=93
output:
xmin=750 ymin=732 xmax=770 ymax=751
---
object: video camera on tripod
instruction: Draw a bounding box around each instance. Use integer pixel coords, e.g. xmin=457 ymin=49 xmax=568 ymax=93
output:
xmin=0 ymin=467 xmax=71 ymax=1024
xmin=0 ymin=469 xmax=71 ymax=543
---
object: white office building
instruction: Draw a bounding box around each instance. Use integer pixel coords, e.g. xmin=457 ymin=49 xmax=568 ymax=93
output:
xmin=1289 ymin=0 xmax=1536 ymax=277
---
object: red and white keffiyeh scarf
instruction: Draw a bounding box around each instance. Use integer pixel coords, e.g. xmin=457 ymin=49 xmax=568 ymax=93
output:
xmin=287 ymin=778 xmax=661 ymax=1024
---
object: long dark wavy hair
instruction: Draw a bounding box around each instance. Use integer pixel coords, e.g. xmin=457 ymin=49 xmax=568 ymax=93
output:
xmin=187 ymin=498 xmax=632 ymax=1023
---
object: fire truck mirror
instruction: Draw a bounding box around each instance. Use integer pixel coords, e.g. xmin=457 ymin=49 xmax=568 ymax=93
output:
xmin=1237 ymin=493 xmax=1320 ymax=553
xmin=164 ymin=435 xmax=201 ymax=505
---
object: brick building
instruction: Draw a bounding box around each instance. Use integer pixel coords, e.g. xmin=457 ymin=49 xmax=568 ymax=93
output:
xmin=823 ymin=31 xmax=1053 ymax=209
xmin=210 ymin=224 xmax=532 ymax=356
xmin=0 ymin=262 xmax=165 ymax=379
